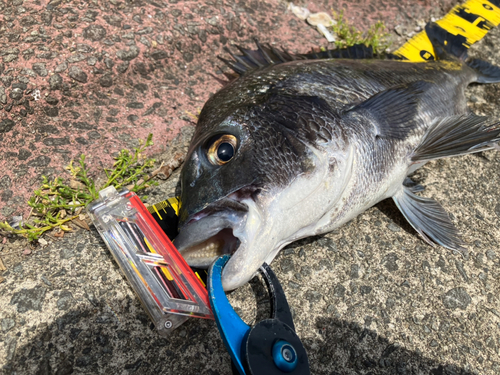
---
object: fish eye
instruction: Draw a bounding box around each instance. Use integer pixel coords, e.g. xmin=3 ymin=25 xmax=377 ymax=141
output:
xmin=207 ymin=134 xmax=237 ymax=165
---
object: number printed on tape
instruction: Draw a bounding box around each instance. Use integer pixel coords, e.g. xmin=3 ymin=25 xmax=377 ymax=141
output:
xmin=393 ymin=0 xmax=500 ymax=62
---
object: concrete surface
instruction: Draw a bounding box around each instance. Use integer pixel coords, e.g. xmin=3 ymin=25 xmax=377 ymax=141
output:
xmin=1 ymin=1 xmax=499 ymax=374
xmin=0 ymin=0 xmax=455 ymax=220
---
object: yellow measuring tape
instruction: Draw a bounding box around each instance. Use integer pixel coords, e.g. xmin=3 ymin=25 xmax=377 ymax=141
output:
xmin=147 ymin=196 xmax=181 ymax=241
xmin=147 ymin=196 xmax=181 ymax=217
xmin=394 ymin=0 xmax=500 ymax=61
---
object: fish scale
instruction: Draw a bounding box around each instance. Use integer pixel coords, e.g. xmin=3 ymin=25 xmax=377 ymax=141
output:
xmin=174 ymin=29 xmax=500 ymax=291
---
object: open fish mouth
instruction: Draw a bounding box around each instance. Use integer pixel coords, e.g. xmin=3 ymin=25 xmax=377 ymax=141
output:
xmin=175 ymin=184 xmax=270 ymax=291
xmin=178 ymin=228 xmax=238 ymax=263
xmin=174 ymin=198 xmax=247 ymax=268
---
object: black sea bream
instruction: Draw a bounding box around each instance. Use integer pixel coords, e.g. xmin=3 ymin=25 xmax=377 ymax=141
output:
xmin=173 ymin=41 xmax=500 ymax=291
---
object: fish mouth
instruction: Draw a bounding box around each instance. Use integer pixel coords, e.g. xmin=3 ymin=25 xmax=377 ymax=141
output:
xmin=174 ymin=198 xmax=248 ymax=268
xmin=176 ymin=187 xmax=276 ymax=291
xmin=177 ymin=228 xmax=239 ymax=265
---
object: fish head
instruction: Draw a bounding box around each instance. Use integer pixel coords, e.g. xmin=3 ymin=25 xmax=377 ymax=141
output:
xmin=175 ymin=112 xmax=285 ymax=291
xmin=175 ymin=84 xmax=349 ymax=291
xmin=178 ymin=119 xmax=258 ymax=226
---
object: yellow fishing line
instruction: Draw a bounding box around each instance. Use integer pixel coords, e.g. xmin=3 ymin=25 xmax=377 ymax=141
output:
xmin=144 ymin=237 xmax=175 ymax=281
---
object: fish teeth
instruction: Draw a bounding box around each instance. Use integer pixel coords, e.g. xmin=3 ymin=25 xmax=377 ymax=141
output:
xmin=185 ymin=239 xmax=224 ymax=260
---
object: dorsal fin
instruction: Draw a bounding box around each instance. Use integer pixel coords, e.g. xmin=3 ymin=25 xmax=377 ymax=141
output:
xmin=217 ymin=39 xmax=301 ymax=76
xmin=218 ymin=40 xmax=385 ymax=77
xmin=305 ymin=44 xmax=375 ymax=60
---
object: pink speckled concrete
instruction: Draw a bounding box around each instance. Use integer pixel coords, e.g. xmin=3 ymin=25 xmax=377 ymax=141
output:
xmin=0 ymin=0 xmax=456 ymax=220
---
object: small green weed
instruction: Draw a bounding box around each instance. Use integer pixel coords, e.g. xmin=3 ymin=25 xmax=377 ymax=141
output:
xmin=0 ymin=134 xmax=158 ymax=241
xmin=331 ymin=11 xmax=390 ymax=54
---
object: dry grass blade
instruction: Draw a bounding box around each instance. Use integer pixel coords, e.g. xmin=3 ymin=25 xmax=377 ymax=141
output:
xmin=0 ymin=256 xmax=5 ymax=271
xmin=157 ymin=151 xmax=185 ymax=180
xmin=124 ymin=150 xmax=185 ymax=189
xmin=72 ymin=218 xmax=90 ymax=231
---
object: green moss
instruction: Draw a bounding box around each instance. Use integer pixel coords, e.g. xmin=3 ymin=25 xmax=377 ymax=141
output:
xmin=0 ymin=134 xmax=158 ymax=241
xmin=331 ymin=11 xmax=391 ymax=54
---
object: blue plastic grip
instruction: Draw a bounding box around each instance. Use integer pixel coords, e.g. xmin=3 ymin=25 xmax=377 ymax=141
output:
xmin=208 ymin=255 xmax=251 ymax=375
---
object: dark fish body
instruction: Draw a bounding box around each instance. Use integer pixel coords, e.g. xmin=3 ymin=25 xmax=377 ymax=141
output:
xmin=174 ymin=46 xmax=500 ymax=291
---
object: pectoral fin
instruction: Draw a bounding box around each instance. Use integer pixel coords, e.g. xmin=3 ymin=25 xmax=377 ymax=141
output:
xmin=392 ymin=186 xmax=466 ymax=254
xmin=346 ymin=81 xmax=431 ymax=139
xmin=412 ymin=114 xmax=500 ymax=162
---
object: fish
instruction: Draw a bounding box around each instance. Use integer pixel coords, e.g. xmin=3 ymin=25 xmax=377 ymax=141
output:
xmin=173 ymin=32 xmax=500 ymax=291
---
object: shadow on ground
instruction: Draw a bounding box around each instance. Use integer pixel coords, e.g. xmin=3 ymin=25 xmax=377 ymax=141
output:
xmin=3 ymin=294 xmax=474 ymax=375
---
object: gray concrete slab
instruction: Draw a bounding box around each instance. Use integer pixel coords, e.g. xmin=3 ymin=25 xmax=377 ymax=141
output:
xmin=1 ymin=2 xmax=499 ymax=375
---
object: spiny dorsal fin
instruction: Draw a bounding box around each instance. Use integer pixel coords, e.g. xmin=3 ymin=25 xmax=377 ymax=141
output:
xmin=305 ymin=44 xmax=374 ymax=60
xmin=217 ymin=39 xmax=301 ymax=76
xmin=218 ymin=40 xmax=383 ymax=77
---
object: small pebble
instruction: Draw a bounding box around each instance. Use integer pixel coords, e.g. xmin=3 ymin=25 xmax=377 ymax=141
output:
xmin=388 ymin=222 xmax=401 ymax=232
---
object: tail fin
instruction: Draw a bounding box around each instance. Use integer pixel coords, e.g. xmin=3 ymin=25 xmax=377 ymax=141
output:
xmin=466 ymin=59 xmax=500 ymax=83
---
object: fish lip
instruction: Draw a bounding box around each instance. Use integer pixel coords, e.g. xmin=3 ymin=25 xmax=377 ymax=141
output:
xmin=183 ymin=198 xmax=248 ymax=227
xmin=174 ymin=198 xmax=248 ymax=267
